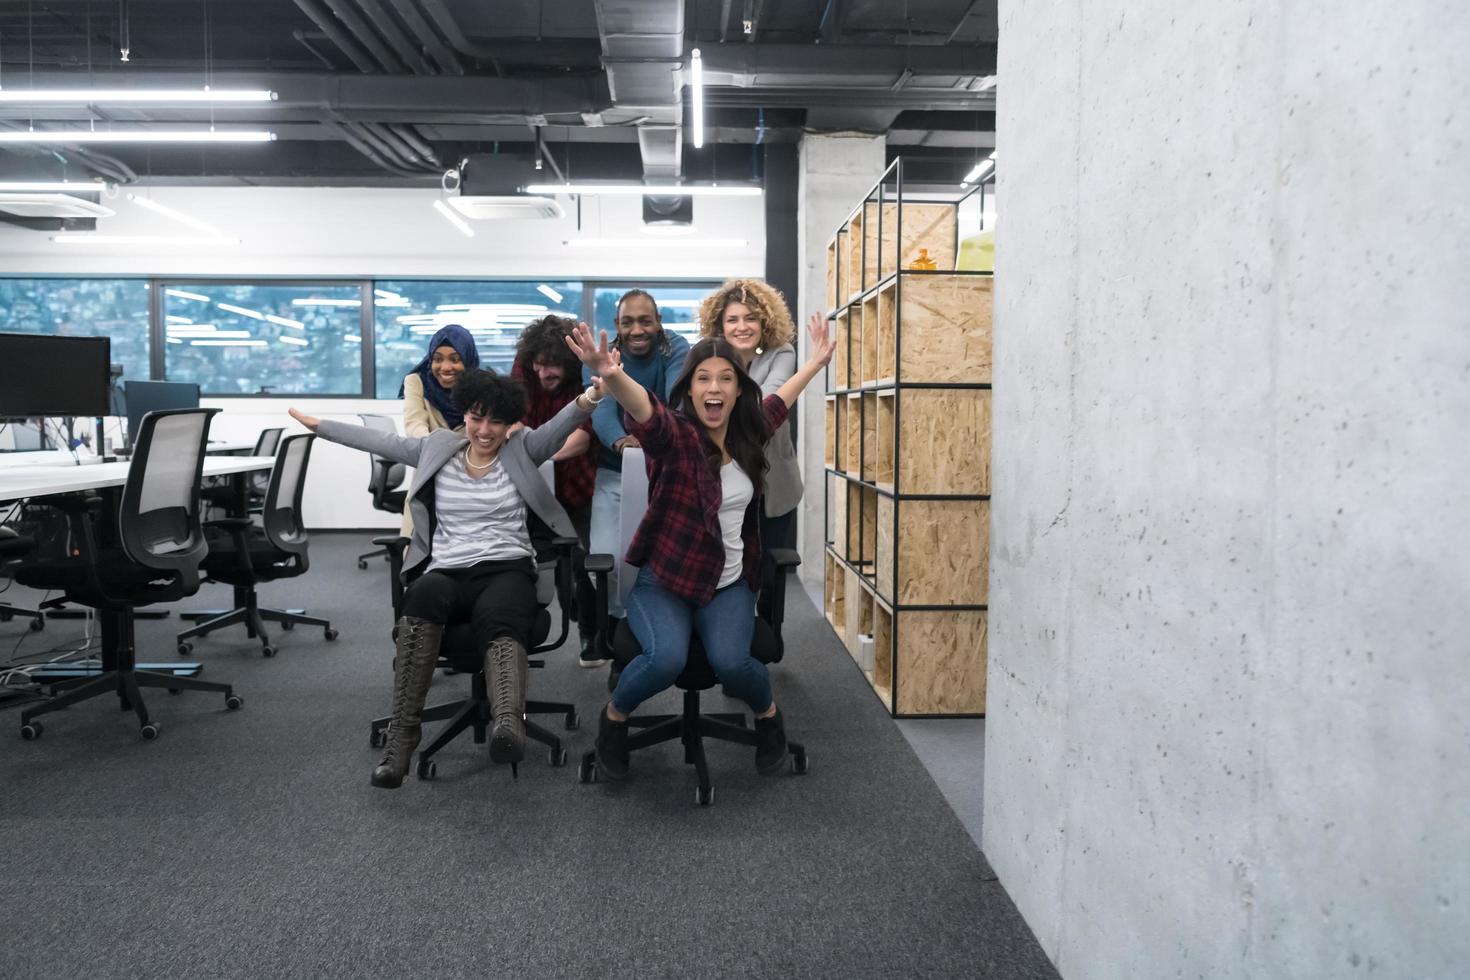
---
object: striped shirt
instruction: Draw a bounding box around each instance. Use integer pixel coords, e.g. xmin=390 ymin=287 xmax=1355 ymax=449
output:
xmin=427 ymin=448 xmax=533 ymax=572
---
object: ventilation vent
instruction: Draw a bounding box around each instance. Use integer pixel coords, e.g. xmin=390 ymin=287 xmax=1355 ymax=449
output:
xmin=448 ymin=195 xmax=564 ymax=221
xmin=0 ymin=193 xmax=114 ymax=219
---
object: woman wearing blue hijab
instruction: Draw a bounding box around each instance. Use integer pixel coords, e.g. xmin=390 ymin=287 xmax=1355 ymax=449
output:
xmin=401 ymin=324 xmax=480 ymax=436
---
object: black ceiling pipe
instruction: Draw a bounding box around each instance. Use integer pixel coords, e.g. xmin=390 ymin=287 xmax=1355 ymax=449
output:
xmin=389 ymin=0 xmax=464 ymax=75
xmin=321 ymin=0 xmax=406 ymax=72
xmin=325 ymin=118 xmax=425 ymax=177
xmin=352 ymin=0 xmax=435 ymax=75
xmin=417 ymin=0 xmax=601 ymax=68
xmin=292 ymin=0 xmax=378 ymax=73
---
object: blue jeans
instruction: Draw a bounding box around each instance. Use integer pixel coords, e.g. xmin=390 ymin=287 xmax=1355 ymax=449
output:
xmin=613 ymin=566 xmax=771 ymax=716
xmin=590 ymin=466 xmax=625 ymax=619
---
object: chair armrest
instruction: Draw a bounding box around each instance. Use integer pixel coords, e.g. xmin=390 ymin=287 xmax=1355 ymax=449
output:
xmin=204 ymin=517 xmax=254 ymax=530
xmin=371 ymin=534 xmax=404 ymax=549
xmin=585 ymin=554 xmax=615 ymax=575
xmin=768 ymin=548 xmax=801 ymax=570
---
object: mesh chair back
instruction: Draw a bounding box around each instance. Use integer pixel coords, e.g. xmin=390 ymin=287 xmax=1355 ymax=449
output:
xmin=617 ymin=448 xmax=648 ymax=608
xmin=247 ymin=427 xmax=284 ymax=494
xmin=358 ymin=413 xmax=406 ymax=511
xmin=118 ymin=407 xmax=218 ymax=584
xmin=261 ymin=433 xmax=315 ymax=556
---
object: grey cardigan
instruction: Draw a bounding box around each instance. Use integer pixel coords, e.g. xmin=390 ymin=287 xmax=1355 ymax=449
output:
xmin=747 ymin=343 xmax=804 ymax=518
xmin=317 ymin=397 xmax=593 ymax=581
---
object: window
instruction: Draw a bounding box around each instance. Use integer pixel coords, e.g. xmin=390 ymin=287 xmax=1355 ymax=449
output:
xmin=161 ymin=282 xmax=364 ymax=395
xmin=591 ymin=285 xmax=712 ymax=347
xmin=0 ymin=277 xmax=150 ymax=386
xmin=372 ymin=280 xmax=583 ymax=398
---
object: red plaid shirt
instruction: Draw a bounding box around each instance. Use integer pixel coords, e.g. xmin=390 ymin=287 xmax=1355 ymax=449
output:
xmin=512 ymin=358 xmax=596 ymax=511
xmin=625 ymin=394 xmax=789 ymax=606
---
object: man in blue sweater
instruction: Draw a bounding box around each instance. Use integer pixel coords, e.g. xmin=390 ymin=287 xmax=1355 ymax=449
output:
xmin=582 ymin=288 xmax=689 ymax=663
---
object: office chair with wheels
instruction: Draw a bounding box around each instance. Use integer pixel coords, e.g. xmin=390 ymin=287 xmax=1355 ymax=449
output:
xmin=0 ymin=528 xmax=45 ymax=631
xmin=177 ymin=433 xmax=337 ymax=658
xmin=367 ymin=533 xmax=581 ymax=780
xmin=14 ymin=408 xmax=241 ymax=741
xmin=356 ymin=414 xmax=407 ymax=569
xmin=200 ymin=426 xmax=283 ymax=513
xmin=576 ymin=449 xmax=808 ymax=805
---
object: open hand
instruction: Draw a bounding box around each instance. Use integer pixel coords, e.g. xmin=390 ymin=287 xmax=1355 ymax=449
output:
xmin=565 ymin=321 xmax=623 ymax=378
xmin=806 ymin=312 xmax=837 ymax=367
xmin=287 ymin=407 xmax=321 ymax=432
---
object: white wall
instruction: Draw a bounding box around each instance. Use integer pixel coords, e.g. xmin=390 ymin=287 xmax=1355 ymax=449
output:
xmin=0 ymin=185 xmax=765 ymax=528
xmin=984 ymin=2 xmax=1470 ymax=978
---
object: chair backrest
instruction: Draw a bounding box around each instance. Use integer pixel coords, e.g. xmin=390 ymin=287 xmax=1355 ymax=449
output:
xmin=260 ymin=432 xmax=315 ymax=556
xmin=253 ymin=426 xmax=284 ymax=456
xmin=358 ymin=413 xmax=406 ymax=509
xmin=118 ymin=407 xmax=219 ymax=588
xmin=616 ymin=448 xmax=648 ymax=608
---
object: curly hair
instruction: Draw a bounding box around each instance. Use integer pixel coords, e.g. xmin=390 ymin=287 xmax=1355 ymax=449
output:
xmin=515 ymin=314 xmax=581 ymax=378
xmin=696 ymin=278 xmax=796 ymax=352
xmin=451 ymin=368 xmax=527 ymax=423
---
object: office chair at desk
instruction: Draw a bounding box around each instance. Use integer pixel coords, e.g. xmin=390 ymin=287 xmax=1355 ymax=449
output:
xmin=356 ymin=414 xmax=407 ymax=570
xmin=200 ymin=426 xmax=283 ymax=514
xmin=0 ymin=528 xmax=45 ymax=631
xmin=13 ymin=408 xmax=242 ymax=741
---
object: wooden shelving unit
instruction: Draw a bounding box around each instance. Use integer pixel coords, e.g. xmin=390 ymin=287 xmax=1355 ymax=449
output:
xmin=822 ymin=159 xmax=993 ymax=718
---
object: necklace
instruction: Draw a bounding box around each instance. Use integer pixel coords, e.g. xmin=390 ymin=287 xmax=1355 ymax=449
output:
xmin=464 ymin=449 xmax=494 ymax=471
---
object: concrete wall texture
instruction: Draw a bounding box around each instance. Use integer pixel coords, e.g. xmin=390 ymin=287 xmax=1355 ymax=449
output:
xmin=983 ymin=2 xmax=1469 ymax=978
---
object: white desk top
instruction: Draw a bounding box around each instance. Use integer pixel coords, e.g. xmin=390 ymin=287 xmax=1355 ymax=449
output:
xmin=207 ymin=440 xmax=258 ymax=454
xmin=0 ymin=456 xmax=274 ymax=503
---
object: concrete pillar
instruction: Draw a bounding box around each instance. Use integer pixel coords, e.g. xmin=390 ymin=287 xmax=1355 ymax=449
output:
xmin=794 ymin=133 xmax=887 ymax=600
xmin=984 ymin=2 xmax=1470 ymax=977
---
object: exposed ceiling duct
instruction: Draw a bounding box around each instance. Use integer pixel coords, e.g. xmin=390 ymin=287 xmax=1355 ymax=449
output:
xmin=593 ymin=0 xmax=686 ymax=182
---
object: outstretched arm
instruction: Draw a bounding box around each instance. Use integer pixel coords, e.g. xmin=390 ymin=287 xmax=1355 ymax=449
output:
xmin=287 ymin=407 xmax=426 ymax=465
xmin=566 ymin=321 xmax=654 ymax=425
xmin=774 ymin=313 xmax=838 ymax=409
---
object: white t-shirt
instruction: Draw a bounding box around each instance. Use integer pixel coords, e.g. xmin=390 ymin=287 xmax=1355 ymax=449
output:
xmin=427 ymin=450 xmax=533 ymax=572
xmin=717 ymin=459 xmax=754 ymax=589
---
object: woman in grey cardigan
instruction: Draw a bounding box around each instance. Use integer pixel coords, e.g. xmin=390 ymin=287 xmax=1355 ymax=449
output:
xmin=698 ymin=279 xmax=804 ymax=548
xmin=288 ymin=369 xmax=603 ymax=788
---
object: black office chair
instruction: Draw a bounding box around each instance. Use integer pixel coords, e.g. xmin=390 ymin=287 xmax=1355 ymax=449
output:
xmin=177 ymin=433 xmax=338 ymax=658
xmin=14 ymin=408 xmax=242 ymax=741
xmin=200 ymin=426 xmax=283 ymax=513
xmin=578 ymin=549 xmax=809 ymax=805
xmin=367 ymin=534 xmax=582 ymax=780
xmin=356 ymin=414 xmax=407 ymax=570
xmin=0 ymin=528 xmax=46 ymax=631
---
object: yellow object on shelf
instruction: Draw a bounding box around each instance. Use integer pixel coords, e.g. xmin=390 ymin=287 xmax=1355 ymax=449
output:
xmin=957 ymin=229 xmax=995 ymax=272
xmin=910 ymin=247 xmax=937 ymax=270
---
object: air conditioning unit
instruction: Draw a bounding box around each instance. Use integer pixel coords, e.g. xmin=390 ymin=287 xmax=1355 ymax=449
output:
xmin=0 ymin=193 xmax=114 ymax=219
xmin=448 ymin=195 xmax=563 ymax=221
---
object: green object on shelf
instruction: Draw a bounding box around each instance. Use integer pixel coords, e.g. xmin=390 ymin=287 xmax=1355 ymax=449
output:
xmin=957 ymin=230 xmax=995 ymax=272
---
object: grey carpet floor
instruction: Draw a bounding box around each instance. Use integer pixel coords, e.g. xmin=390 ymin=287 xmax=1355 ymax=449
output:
xmin=0 ymin=533 xmax=1056 ymax=980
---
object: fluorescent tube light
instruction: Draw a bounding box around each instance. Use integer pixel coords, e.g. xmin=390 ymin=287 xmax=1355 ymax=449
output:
xmin=432 ymin=198 xmax=474 ymax=237
xmin=166 ymin=337 xmax=183 ymax=344
xmin=975 ymin=75 xmax=997 ymax=92
xmin=691 ymin=48 xmax=705 ymax=149
xmin=343 ymin=334 xmax=363 ymax=343
xmin=536 ymin=284 xmax=564 ymax=304
xmin=190 ymin=339 xmax=268 ymax=347
xmin=291 ymin=297 xmax=361 ymax=307
xmin=166 ymin=288 xmax=211 ymax=302
xmin=563 ymin=238 xmax=747 ymax=249
xmin=278 ymin=335 xmax=309 ymax=347
xmin=216 ymin=302 xmax=265 ymax=320
xmin=1 ymin=130 xmax=274 ymax=144
xmin=51 ymin=234 xmax=239 ymax=245
xmin=171 ymin=329 xmax=252 ymax=339
xmin=265 ymin=314 xmax=305 ymax=330
xmin=524 ymin=183 xmax=761 ymax=197
xmin=0 ymin=88 xmax=276 ymax=103
xmin=127 ymin=193 xmax=222 ymax=235
xmin=0 ymin=179 xmax=107 ymax=192
xmin=961 ymin=152 xmax=997 ymax=187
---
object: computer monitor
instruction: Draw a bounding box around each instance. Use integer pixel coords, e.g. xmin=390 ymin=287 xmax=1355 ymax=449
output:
xmin=0 ymin=332 xmax=112 ymax=418
xmin=124 ymin=380 xmax=200 ymax=445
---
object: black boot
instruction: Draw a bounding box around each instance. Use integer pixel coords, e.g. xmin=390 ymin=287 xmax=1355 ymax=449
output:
xmin=372 ymin=617 xmax=443 ymax=789
xmin=595 ymin=703 xmax=630 ymax=780
xmin=754 ymin=706 xmax=788 ymax=775
xmin=487 ymin=636 xmax=527 ymax=765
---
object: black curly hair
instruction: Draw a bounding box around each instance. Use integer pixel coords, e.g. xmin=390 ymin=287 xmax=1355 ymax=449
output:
xmin=451 ymin=368 xmax=527 ymax=423
xmin=514 ymin=314 xmax=582 ymax=393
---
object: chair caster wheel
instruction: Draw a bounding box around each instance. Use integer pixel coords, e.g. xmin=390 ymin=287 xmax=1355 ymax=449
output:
xmin=357 ymin=560 xmax=368 ymax=570
xmin=791 ymin=750 xmax=809 ymax=775
xmin=564 ymin=710 xmax=580 ymax=731
xmin=261 ymin=645 xmax=276 ymax=658
xmin=695 ymin=785 xmax=715 ymax=806
xmin=370 ymin=728 xmax=387 ymax=748
xmin=578 ymin=756 xmax=596 ymax=783
xmin=549 ymin=746 xmax=568 ymax=767
xmin=140 ymin=723 xmax=161 ymax=740
xmin=417 ymin=759 xmax=437 ymax=780
xmin=324 ymin=628 xmax=339 ymax=641
xmin=28 ymin=617 xmax=44 ymax=632
xmin=20 ymin=722 xmax=42 ymax=740
xmin=225 ymin=694 xmax=243 ymax=710
xmin=280 ymin=620 xmax=295 ymax=631
xmin=177 ymin=642 xmax=193 ymax=657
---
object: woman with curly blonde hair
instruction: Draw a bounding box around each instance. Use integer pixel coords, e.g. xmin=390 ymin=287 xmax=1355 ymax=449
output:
xmin=698 ymin=278 xmax=803 ymax=549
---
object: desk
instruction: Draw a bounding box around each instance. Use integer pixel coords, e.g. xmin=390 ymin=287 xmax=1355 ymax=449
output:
xmin=206 ymin=440 xmax=257 ymax=455
xmin=0 ymin=456 xmax=274 ymax=503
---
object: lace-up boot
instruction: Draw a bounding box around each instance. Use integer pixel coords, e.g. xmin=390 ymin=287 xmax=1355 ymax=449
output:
xmin=371 ymin=617 xmax=443 ymax=789
xmin=486 ymin=636 xmax=528 ymax=765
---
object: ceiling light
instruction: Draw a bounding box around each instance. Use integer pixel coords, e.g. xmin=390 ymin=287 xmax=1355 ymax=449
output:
xmin=127 ymin=193 xmax=222 ymax=235
xmin=690 ymin=48 xmax=705 ymax=149
xmin=536 ymin=284 xmax=564 ymax=304
xmin=291 ymin=297 xmax=361 ymax=307
xmin=0 ymin=130 xmax=275 ymax=144
xmin=216 ymin=302 xmax=265 ymax=320
xmin=189 ymin=339 xmax=268 ymax=347
xmin=0 ymin=179 xmax=108 ymax=192
xmin=170 ymin=329 xmax=253 ymax=338
xmin=51 ymin=234 xmax=240 ymax=245
xmin=343 ymin=334 xmax=363 ymax=343
xmin=0 ymin=192 xmax=113 ymax=219
xmin=563 ymin=238 xmax=747 ymax=249
xmin=265 ymin=314 xmax=305 ymax=330
xmin=961 ymin=152 xmax=997 ymax=187
xmin=525 ymin=183 xmax=761 ymax=198
xmin=166 ymin=288 xmax=211 ymax=302
xmin=278 ymin=336 xmax=309 ymax=347
xmin=0 ymin=88 xmax=276 ymax=103
xmin=433 ymin=198 xmax=474 ymax=237
xmin=975 ymin=76 xmax=997 ymax=92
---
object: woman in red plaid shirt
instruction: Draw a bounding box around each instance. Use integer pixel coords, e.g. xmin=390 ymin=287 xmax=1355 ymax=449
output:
xmin=566 ymin=314 xmax=836 ymax=780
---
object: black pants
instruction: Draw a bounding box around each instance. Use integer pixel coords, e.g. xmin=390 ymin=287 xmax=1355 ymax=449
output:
xmin=401 ymin=558 xmax=538 ymax=650
xmin=562 ymin=503 xmax=598 ymax=642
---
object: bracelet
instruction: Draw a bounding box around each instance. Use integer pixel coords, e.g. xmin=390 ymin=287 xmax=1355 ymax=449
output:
xmin=582 ymin=385 xmax=604 ymax=407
